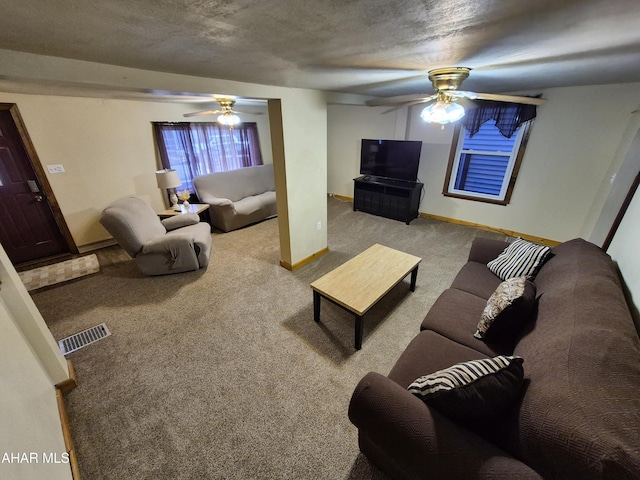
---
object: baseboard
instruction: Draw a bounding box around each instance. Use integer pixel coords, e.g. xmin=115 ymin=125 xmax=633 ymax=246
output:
xmin=56 ymin=360 xmax=81 ymax=480
xmin=77 ymin=238 xmax=117 ymax=254
xmin=280 ymin=247 xmax=329 ymax=271
xmin=326 ymin=195 xmax=560 ymax=246
xmin=55 ymin=360 xmax=78 ymax=395
xmin=419 ymin=213 xmax=561 ymax=246
xmin=328 ymin=193 xmax=353 ymax=202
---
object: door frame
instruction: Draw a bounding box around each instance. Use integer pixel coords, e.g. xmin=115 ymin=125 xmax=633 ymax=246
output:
xmin=0 ymin=103 xmax=78 ymax=261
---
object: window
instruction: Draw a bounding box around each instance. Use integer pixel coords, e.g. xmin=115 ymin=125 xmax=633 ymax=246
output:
xmin=443 ymin=118 xmax=533 ymax=205
xmin=153 ymin=122 xmax=263 ymax=192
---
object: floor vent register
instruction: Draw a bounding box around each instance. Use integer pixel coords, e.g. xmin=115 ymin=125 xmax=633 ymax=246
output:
xmin=58 ymin=323 xmax=111 ymax=355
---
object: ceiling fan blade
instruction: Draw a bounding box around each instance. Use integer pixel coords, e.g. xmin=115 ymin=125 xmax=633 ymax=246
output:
xmin=183 ymin=109 xmax=222 ymax=117
xmin=233 ymin=110 xmax=265 ymax=115
xmin=381 ymin=96 xmax=439 ymax=114
xmin=448 ymin=91 xmax=478 ymax=99
xmin=366 ymin=93 xmax=436 ymax=107
xmin=471 ymin=93 xmax=545 ymax=105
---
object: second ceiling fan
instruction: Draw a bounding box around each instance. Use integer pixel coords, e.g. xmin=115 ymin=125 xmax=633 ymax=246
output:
xmin=367 ymin=67 xmax=545 ymax=124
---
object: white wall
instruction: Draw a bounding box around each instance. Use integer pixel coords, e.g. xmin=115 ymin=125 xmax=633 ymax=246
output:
xmin=277 ymin=91 xmax=328 ymax=264
xmin=607 ymin=186 xmax=640 ymax=325
xmin=0 ymin=244 xmax=72 ymax=480
xmin=327 ymin=105 xmax=407 ymax=196
xmin=589 ymin=116 xmax=640 ymax=246
xmin=328 ymin=82 xmax=640 ymax=243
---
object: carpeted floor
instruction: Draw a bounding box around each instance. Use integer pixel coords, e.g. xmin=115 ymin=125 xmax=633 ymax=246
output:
xmin=32 ymin=198 xmax=507 ymax=480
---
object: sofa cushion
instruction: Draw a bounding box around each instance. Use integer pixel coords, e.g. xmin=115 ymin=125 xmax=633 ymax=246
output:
xmin=487 ymin=238 xmax=550 ymax=280
xmin=421 ymin=288 xmax=512 ymax=356
xmin=408 ymin=355 xmax=524 ymax=421
xmin=475 ymin=276 xmax=537 ymax=344
xmin=388 ymin=330 xmax=490 ymax=389
xmin=450 ymin=262 xmax=503 ymax=299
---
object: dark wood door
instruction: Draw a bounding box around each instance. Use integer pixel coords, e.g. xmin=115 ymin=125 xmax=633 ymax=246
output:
xmin=0 ymin=109 xmax=70 ymax=264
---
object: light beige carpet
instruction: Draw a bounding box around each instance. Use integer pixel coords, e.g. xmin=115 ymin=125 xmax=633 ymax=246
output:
xmin=32 ymin=198 xmax=507 ymax=479
xmin=19 ymin=254 xmax=100 ymax=291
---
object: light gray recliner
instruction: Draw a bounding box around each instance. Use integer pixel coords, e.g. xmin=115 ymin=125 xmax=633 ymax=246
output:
xmin=99 ymin=196 xmax=212 ymax=276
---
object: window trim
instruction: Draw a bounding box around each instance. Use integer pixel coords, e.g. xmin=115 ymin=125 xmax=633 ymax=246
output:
xmin=442 ymin=120 xmax=534 ymax=205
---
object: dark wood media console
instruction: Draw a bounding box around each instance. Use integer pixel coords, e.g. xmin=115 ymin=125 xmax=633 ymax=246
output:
xmin=353 ymin=176 xmax=423 ymax=225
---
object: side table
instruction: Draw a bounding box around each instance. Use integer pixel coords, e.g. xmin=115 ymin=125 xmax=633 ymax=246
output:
xmin=158 ymin=203 xmax=212 ymax=229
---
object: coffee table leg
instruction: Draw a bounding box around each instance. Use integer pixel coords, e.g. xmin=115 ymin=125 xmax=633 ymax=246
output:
xmin=313 ymin=291 xmax=321 ymax=322
xmin=355 ymin=315 xmax=364 ymax=350
xmin=410 ymin=265 xmax=419 ymax=292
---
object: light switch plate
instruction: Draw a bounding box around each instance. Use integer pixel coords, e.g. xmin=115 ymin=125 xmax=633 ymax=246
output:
xmin=47 ymin=164 xmax=65 ymax=174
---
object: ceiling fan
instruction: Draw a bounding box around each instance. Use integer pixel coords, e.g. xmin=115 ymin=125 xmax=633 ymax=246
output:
xmin=366 ymin=67 xmax=545 ymax=124
xmin=184 ymin=97 xmax=248 ymax=126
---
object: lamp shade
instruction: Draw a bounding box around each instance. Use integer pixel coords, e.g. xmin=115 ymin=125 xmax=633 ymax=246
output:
xmin=155 ymin=169 xmax=182 ymax=189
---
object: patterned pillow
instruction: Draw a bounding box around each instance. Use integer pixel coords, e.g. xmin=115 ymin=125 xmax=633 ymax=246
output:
xmin=487 ymin=238 xmax=551 ymax=280
xmin=475 ymin=276 xmax=537 ymax=343
xmin=408 ymin=356 xmax=525 ymax=421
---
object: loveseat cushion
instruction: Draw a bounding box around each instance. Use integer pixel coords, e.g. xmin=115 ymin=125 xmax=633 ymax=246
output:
xmin=421 ymin=288 xmax=512 ymax=356
xmin=475 ymin=276 xmax=537 ymax=345
xmin=233 ymin=191 xmax=277 ymax=216
xmin=194 ymin=164 xmax=275 ymax=203
xmin=407 ymin=355 xmax=525 ymax=421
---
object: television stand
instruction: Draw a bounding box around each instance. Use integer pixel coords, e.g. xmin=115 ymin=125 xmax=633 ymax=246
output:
xmin=353 ymin=176 xmax=423 ymax=224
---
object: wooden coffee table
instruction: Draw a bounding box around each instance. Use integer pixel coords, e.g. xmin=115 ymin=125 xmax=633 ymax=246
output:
xmin=310 ymin=244 xmax=421 ymax=350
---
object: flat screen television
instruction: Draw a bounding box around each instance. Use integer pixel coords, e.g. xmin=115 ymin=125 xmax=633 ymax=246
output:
xmin=360 ymin=139 xmax=422 ymax=182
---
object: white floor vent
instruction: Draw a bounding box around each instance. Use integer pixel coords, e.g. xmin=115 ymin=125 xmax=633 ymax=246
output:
xmin=58 ymin=323 xmax=111 ymax=355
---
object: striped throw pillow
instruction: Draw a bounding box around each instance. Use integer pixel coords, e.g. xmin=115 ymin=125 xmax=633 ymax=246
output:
xmin=487 ymin=238 xmax=550 ymax=280
xmin=408 ymin=356 xmax=524 ymax=420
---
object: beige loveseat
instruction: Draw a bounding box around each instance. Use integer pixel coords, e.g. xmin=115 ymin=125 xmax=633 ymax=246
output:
xmin=193 ymin=164 xmax=277 ymax=232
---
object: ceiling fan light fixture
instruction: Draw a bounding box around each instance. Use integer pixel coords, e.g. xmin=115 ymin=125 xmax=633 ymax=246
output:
xmin=420 ymin=100 xmax=465 ymax=124
xmin=217 ymin=112 xmax=241 ymax=126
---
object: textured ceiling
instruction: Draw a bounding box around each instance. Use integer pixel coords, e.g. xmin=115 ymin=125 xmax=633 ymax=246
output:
xmin=1 ymin=0 xmax=640 ymax=100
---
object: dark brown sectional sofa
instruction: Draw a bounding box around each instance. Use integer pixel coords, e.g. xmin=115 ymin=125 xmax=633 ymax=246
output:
xmin=349 ymin=237 xmax=640 ymax=480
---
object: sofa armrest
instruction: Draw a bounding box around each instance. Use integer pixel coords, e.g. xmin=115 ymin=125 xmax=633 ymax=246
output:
xmin=161 ymin=213 xmax=200 ymax=231
xmin=468 ymin=237 xmax=510 ymax=264
xmin=198 ymin=193 xmax=234 ymax=208
xmin=349 ymin=372 xmax=543 ymax=480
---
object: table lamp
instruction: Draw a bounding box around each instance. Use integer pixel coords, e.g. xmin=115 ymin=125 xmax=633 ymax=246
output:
xmin=155 ymin=169 xmax=182 ymax=209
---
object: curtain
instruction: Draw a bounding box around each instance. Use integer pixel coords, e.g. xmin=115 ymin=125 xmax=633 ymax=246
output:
xmin=461 ymin=100 xmax=538 ymax=139
xmin=153 ymin=122 xmax=263 ymax=192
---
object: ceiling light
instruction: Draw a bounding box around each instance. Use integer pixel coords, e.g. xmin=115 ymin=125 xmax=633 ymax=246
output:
xmin=420 ymin=98 xmax=465 ymax=124
xmin=217 ymin=112 xmax=241 ymax=126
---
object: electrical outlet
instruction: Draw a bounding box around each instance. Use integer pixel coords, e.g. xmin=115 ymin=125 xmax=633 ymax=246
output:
xmin=47 ymin=164 xmax=65 ymax=174
xmin=317 ymin=221 xmax=322 ymax=230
